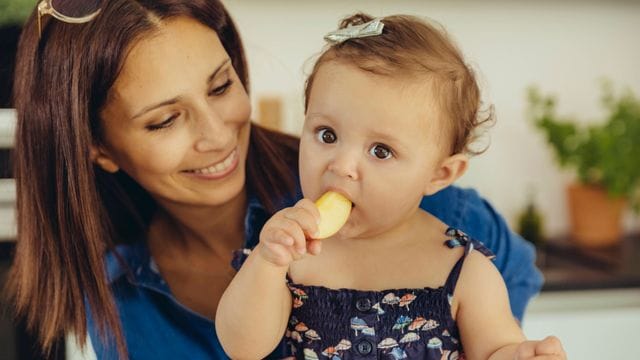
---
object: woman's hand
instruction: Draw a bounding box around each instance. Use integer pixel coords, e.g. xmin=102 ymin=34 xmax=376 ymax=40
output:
xmin=258 ymin=199 xmax=321 ymax=267
xmin=514 ymin=336 xmax=566 ymax=360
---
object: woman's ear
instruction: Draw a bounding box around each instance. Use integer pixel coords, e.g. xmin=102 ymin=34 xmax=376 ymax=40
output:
xmin=89 ymin=145 xmax=120 ymax=173
xmin=423 ymin=153 xmax=469 ymax=196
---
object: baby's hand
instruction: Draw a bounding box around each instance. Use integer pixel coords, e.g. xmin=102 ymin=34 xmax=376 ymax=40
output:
xmin=514 ymin=336 xmax=566 ymax=360
xmin=257 ymin=199 xmax=321 ymax=267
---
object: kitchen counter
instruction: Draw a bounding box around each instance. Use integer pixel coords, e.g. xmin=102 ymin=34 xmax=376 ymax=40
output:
xmin=536 ymin=233 xmax=640 ymax=291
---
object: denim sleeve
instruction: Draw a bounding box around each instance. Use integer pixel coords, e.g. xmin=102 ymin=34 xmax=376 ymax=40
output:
xmin=420 ymin=186 xmax=544 ymax=321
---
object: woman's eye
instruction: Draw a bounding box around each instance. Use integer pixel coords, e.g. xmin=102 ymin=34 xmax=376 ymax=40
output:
xmin=209 ymin=80 xmax=232 ymax=96
xmin=316 ymin=128 xmax=337 ymax=144
xmin=146 ymin=114 xmax=178 ymax=131
xmin=370 ymin=144 xmax=393 ymax=160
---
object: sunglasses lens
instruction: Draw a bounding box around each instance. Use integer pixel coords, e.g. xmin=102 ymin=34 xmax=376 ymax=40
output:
xmin=50 ymin=0 xmax=102 ymax=18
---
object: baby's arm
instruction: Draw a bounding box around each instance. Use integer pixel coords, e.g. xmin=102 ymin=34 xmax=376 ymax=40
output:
xmin=456 ymin=252 xmax=566 ymax=360
xmin=215 ymin=199 xmax=320 ymax=359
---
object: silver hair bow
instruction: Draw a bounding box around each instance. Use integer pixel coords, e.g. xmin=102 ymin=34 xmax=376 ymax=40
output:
xmin=324 ymin=18 xmax=384 ymax=44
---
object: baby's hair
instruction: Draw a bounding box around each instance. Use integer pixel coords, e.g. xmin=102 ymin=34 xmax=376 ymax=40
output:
xmin=304 ymin=13 xmax=494 ymax=155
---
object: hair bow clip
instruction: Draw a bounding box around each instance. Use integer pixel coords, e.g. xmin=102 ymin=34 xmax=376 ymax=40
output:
xmin=324 ymin=18 xmax=385 ymax=44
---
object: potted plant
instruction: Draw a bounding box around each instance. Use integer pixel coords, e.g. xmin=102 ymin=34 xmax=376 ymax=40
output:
xmin=527 ymin=83 xmax=640 ymax=247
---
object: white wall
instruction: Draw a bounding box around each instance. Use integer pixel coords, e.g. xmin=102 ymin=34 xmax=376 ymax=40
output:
xmin=223 ymin=0 xmax=640 ymax=237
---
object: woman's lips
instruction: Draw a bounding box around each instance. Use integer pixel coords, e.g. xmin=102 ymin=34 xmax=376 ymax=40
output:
xmin=182 ymin=149 xmax=239 ymax=179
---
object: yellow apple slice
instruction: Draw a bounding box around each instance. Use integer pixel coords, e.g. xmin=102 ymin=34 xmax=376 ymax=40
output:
xmin=313 ymin=191 xmax=352 ymax=239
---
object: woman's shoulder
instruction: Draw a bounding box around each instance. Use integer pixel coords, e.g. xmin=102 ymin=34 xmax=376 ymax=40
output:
xmin=420 ymin=185 xmax=501 ymax=241
xmin=103 ymin=241 xmax=149 ymax=284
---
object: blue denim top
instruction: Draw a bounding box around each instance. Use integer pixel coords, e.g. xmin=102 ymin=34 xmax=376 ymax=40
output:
xmin=88 ymin=186 xmax=542 ymax=359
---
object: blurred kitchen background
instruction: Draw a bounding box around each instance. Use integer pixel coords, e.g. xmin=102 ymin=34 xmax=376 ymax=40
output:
xmin=1 ymin=0 xmax=640 ymax=359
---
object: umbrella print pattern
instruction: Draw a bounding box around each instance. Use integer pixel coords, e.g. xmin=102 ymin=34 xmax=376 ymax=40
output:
xmin=399 ymin=294 xmax=417 ymax=310
xmin=408 ymin=316 xmax=428 ymax=331
xmin=372 ymin=302 xmax=385 ymax=320
xmin=440 ymin=350 xmax=462 ymax=360
xmin=378 ymin=338 xmax=399 ymax=350
xmin=281 ymin=227 xmax=487 ymax=358
xmin=421 ymin=319 xmax=440 ymax=331
xmin=427 ymin=337 xmax=444 ymax=354
xmin=392 ymin=315 xmax=413 ymax=333
xmin=321 ymin=346 xmax=338 ymax=357
xmin=305 ymin=329 xmax=322 ymax=342
xmin=390 ymin=346 xmax=408 ymax=359
xmin=335 ymin=339 xmax=352 ymax=351
xmin=350 ymin=317 xmax=368 ymax=336
xmin=399 ymin=332 xmax=421 ymax=347
xmin=295 ymin=322 xmax=309 ymax=333
xmin=290 ymin=286 xmax=309 ymax=308
xmin=362 ymin=326 xmax=376 ymax=336
xmin=290 ymin=330 xmax=303 ymax=343
xmin=285 ymin=284 xmax=468 ymax=359
xmin=382 ymin=293 xmax=400 ymax=305
xmin=303 ymin=348 xmax=319 ymax=360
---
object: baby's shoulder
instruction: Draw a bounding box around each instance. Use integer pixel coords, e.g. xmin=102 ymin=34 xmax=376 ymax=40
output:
xmin=454 ymin=249 xmax=504 ymax=300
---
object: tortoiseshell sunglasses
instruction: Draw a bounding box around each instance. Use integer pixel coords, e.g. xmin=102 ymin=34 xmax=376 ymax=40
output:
xmin=37 ymin=0 xmax=102 ymax=36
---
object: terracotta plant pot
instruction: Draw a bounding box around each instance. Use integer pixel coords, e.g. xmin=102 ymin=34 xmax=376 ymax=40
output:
xmin=566 ymin=183 xmax=626 ymax=247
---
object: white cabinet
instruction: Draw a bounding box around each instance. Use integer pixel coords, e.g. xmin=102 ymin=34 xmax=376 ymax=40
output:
xmin=523 ymin=289 xmax=640 ymax=359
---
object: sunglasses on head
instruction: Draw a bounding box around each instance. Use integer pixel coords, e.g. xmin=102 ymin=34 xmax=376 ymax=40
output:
xmin=37 ymin=0 xmax=102 ymax=37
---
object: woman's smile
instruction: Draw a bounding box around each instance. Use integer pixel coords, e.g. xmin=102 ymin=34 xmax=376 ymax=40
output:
xmin=182 ymin=148 xmax=239 ymax=179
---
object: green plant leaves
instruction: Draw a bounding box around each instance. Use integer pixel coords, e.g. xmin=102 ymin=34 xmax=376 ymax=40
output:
xmin=526 ymin=84 xmax=640 ymax=211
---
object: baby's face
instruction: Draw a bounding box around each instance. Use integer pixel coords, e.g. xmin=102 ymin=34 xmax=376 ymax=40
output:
xmin=300 ymin=61 xmax=450 ymax=239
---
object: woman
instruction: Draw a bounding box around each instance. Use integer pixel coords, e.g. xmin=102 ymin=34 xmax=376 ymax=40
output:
xmin=8 ymin=0 xmax=542 ymax=358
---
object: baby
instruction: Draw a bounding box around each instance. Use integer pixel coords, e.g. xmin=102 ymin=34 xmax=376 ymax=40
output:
xmin=217 ymin=13 xmax=565 ymax=360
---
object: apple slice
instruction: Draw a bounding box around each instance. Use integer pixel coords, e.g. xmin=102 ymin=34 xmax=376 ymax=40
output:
xmin=313 ymin=191 xmax=352 ymax=239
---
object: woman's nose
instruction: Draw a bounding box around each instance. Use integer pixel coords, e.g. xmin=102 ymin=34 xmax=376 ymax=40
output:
xmin=327 ymin=149 xmax=360 ymax=181
xmin=192 ymin=105 xmax=233 ymax=152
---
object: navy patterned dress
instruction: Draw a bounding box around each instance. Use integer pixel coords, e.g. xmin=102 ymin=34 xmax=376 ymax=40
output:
xmin=283 ymin=228 xmax=495 ymax=360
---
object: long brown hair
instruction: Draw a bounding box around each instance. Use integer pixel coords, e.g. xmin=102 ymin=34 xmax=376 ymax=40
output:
xmin=7 ymin=0 xmax=298 ymax=357
xmin=305 ymin=13 xmax=494 ymax=155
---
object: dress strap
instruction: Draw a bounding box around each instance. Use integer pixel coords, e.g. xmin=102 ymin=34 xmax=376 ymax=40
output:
xmin=443 ymin=227 xmax=495 ymax=294
xmin=231 ymin=248 xmax=253 ymax=271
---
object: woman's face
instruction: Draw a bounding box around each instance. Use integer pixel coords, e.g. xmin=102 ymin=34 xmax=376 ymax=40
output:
xmin=98 ymin=17 xmax=251 ymax=209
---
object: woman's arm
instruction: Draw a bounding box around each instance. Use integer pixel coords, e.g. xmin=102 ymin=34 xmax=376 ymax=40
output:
xmin=420 ymin=186 xmax=543 ymax=320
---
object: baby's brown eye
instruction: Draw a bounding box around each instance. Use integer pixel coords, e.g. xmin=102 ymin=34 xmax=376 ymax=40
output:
xmin=317 ymin=128 xmax=337 ymax=144
xmin=370 ymin=144 xmax=392 ymax=159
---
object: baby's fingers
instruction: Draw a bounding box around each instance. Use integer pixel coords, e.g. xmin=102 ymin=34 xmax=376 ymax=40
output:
xmin=268 ymin=216 xmax=308 ymax=255
xmin=285 ymin=199 xmax=320 ymax=238
xmin=515 ymin=341 xmax=536 ymax=359
xmin=259 ymin=235 xmax=294 ymax=267
xmin=515 ymin=337 xmax=566 ymax=360
xmin=534 ymin=336 xmax=566 ymax=359
xmin=269 ymin=228 xmax=295 ymax=247
xmin=306 ymin=239 xmax=323 ymax=255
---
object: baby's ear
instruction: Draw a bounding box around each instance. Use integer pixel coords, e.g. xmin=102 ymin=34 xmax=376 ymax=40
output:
xmin=423 ymin=153 xmax=468 ymax=196
xmin=89 ymin=145 xmax=120 ymax=173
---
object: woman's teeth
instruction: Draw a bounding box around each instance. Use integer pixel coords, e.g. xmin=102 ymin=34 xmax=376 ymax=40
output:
xmin=187 ymin=150 xmax=236 ymax=175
